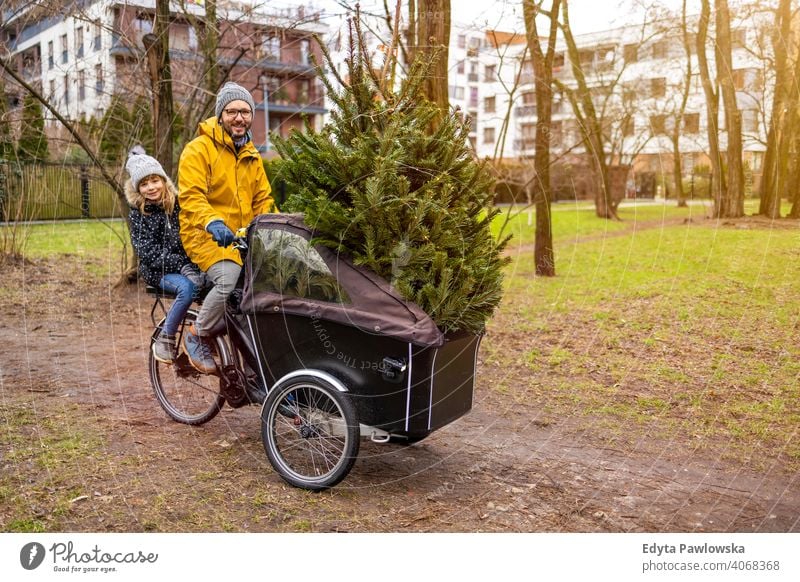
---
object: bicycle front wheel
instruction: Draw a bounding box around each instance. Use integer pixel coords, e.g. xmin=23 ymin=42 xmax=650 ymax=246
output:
xmin=261 ymin=374 xmax=360 ymax=490
xmin=149 ymin=311 xmax=226 ymax=425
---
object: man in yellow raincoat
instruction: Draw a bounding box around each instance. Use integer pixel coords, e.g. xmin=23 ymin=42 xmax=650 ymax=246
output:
xmin=177 ymin=81 xmax=276 ymax=373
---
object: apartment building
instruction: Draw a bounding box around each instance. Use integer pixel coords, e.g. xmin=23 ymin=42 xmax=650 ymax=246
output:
xmin=1 ymin=0 xmax=328 ymax=155
xmin=449 ymin=14 xmax=772 ymax=196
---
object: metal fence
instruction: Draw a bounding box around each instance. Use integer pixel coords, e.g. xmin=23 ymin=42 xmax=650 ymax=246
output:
xmin=0 ymin=162 xmax=124 ymax=222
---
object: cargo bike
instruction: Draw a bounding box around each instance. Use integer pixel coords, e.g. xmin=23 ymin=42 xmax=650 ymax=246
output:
xmin=147 ymin=214 xmax=481 ymax=490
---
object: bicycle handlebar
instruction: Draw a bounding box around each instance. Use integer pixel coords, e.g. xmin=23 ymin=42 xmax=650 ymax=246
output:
xmin=231 ymin=227 xmax=249 ymax=251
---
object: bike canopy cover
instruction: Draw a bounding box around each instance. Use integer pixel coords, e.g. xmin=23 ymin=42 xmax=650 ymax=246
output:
xmin=240 ymin=214 xmax=445 ymax=348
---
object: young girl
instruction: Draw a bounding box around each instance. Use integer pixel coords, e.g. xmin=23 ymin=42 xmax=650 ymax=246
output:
xmin=125 ymin=150 xmax=205 ymax=364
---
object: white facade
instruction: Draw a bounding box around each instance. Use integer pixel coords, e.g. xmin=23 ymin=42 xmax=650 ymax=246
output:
xmin=9 ymin=1 xmax=116 ymax=123
xmin=457 ymin=14 xmax=772 ymax=173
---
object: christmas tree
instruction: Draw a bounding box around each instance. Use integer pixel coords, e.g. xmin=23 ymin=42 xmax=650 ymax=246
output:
xmin=273 ymin=22 xmax=509 ymax=335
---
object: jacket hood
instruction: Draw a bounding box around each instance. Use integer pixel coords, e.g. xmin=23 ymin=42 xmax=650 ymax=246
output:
xmin=197 ymin=117 xmax=260 ymax=158
xmin=124 ymin=175 xmax=179 ymax=208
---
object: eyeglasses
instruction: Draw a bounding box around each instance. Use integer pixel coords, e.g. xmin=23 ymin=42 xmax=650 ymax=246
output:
xmin=223 ymin=108 xmax=252 ymax=119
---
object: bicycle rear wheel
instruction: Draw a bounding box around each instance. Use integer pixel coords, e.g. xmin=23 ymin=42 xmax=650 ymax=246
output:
xmin=261 ymin=373 xmax=359 ymax=490
xmin=149 ymin=311 xmax=226 ymax=425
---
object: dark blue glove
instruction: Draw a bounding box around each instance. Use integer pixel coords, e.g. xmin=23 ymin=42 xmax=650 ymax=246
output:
xmin=207 ymin=220 xmax=235 ymax=247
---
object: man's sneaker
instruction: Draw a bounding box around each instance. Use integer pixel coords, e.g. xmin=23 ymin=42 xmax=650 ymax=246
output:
xmin=152 ymin=333 xmax=176 ymax=364
xmin=182 ymin=324 xmax=217 ymax=374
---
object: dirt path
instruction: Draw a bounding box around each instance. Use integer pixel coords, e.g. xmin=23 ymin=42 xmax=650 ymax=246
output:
xmin=1 ymin=254 xmax=798 ymax=532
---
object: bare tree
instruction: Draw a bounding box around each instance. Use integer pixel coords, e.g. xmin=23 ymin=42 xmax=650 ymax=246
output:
xmin=759 ymin=0 xmax=793 ymax=217
xmin=695 ymin=0 xmax=725 ymax=213
xmin=667 ymin=0 xmax=694 ymax=207
xmin=144 ymin=0 xmax=175 ymax=176
xmin=406 ymin=0 xmax=451 ymax=121
xmin=715 ymin=0 xmax=745 ymax=218
xmin=523 ymin=0 xmax=561 ymax=277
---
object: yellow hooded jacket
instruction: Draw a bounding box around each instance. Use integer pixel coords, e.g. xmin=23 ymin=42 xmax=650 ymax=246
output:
xmin=178 ymin=116 xmax=276 ymax=271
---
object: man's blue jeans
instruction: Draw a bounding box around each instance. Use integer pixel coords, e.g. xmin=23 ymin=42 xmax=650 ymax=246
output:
xmin=159 ymin=274 xmax=196 ymax=337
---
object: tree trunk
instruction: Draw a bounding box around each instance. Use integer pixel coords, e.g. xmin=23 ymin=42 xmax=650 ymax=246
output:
xmin=408 ymin=0 xmax=450 ymax=126
xmin=715 ymin=0 xmax=745 ymax=218
xmin=204 ymin=0 xmax=219 ymax=119
xmin=673 ymin=0 xmax=692 ymax=208
xmin=759 ymin=0 xmax=792 ymax=218
xmin=696 ymin=0 xmax=725 ymax=216
xmin=143 ymin=0 xmax=174 ymax=176
xmin=524 ymin=0 xmax=562 ymax=277
xmin=560 ymin=1 xmax=616 ymax=219
xmin=788 ymin=151 xmax=800 ymax=218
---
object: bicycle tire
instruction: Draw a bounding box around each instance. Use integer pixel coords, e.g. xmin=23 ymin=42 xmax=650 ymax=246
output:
xmin=149 ymin=310 xmax=226 ymax=425
xmin=261 ymin=374 xmax=360 ymax=490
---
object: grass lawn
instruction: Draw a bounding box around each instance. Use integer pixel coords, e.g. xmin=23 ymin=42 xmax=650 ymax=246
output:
xmin=490 ymin=210 xmax=800 ymax=467
xmin=3 ymin=203 xmax=799 ymax=468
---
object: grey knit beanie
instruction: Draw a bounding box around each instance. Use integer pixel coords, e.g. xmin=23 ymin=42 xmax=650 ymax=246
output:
xmin=125 ymin=150 xmax=167 ymax=191
xmin=215 ymin=82 xmax=255 ymax=119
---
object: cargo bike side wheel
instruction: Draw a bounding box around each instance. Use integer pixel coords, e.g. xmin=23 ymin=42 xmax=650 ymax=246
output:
xmin=261 ymin=373 xmax=360 ymax=490
xmin=149 ymin=311 xmax=227 ymax=425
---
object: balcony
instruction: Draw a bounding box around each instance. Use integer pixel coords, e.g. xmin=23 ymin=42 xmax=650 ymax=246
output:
xmin=514 ymin=138 xmax=536 ymax=151
xmin=515 ymin=105 xmax=537 ymax=117
xmin=257 ymin=100 xmax=326 ymax=116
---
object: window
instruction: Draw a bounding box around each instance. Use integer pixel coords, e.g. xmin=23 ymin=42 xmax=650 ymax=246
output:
xmin=250 ymin=230 xmax=350 ymax=304
xmin=95 ymin=63 xmax=103 ymax=94
xmin=456 ymin=60 xmax=464 ymax=74
xmin=649 ymin=114 xmax=667 ymax=135
xmin=522 ymin=91 xmax=535 ymax=105
xmin=76 ymin=26 xmax=84 ymax=58
xmin=731 ymin=28 xmax=746 ymax=49
xmin=49 ymin=79 xmax=55 ymax=99
xmin=457 ymin=34 xmax=466 ymax=49
xmin=733 ymin=68 xmax=763 ymax=92
xmin=300 ymin=38 xmax=310 ymax=65
xmin=261 ymin=34 xmax=280 ymax=60
xmin=521 ymin=123 xmax=535 ymax=140
xmin=468 ymin=61 xmax=479 ymax=82
xmin=47 ymin=40 xmax=54 ymax=69
xmin=732 ymin=69 xmax=745 ymax=90
xmin=520 ymin=59 xmax=534 ymax=83
xmin=624 ymin=44 xmax=638 ymax=63
xmin=188 ymin=27 xmax=198 ymax=51
xmin=750 ymin=151 xmax=763 ymax=172
xmin=484 ymin=65 xmax=496 ymax=82
xmin=467 ymin=36 xmax=480 ymax=56
xmin=78 ymin=69 xmax=85 ymax=101
xmin=742 ymin=109 xmax=759 ymax=133
xmin=550 ymin=120 xmax=562 ymax=146
xmin=469 ymin=86 xmax=478 ymax=108
xmin=622 ymin=84 xmax=637 ymax=105
xmin=683 ymin=112 xmax=700 ymax=134
xmin=94 ymin=21 xmax=102 ymax=50
xmin=63 ymin=74 xmax=70 ymax=104
xmin=483 ymin=127 xmax=495 ymax=144
xmin=299 ymin=79 xmax=310 ymax=103
xmin=448 ymin=85 xmax=464 ymax=101
xmin=651 ymin=77 xmax=666 ymax=98
xmin=484 ymin=96 xmax=495 ymax=113
xmin=622 ymin=116 xmax=634 ymax=137
xmin=517 ymin=122 xmax=536 ymax=150
xmin=135 ymin=13 xmax=153 ymax=36
xmin=61 ymin=34 xmax=68 ymax=63
xmin=651 ymin=40 xmax=668 ymax=59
